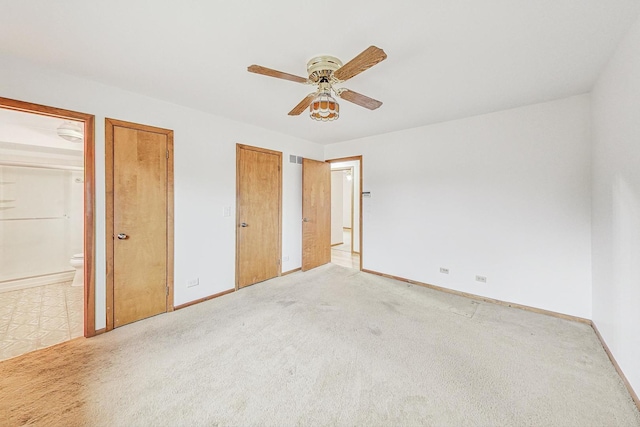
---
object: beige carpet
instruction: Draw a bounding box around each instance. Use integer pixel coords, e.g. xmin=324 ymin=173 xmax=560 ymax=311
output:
xmin=1 ymin=264 xmax=639 ymax=426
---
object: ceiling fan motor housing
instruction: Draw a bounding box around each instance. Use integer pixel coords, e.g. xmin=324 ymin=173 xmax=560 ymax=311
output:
xmin=307 ymin=55 xmax=343 ymax=82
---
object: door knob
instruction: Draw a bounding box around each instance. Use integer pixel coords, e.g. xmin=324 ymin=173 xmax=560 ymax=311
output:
xmin=117 ymin=233 xmax=128 ymax=240
xmin=240 ymin=223 xmax=248 ymax=227
xmin=302 ymin=218 xmax=310 ymax=222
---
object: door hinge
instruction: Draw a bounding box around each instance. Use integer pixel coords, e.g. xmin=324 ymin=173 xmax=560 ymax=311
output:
xmin=277 ymin=259 xmax=281 ymax=265
xmin=166 ymin=285 xmax=169 ymax=296
xmin=166 ymin=150 xmax=169 ymax=159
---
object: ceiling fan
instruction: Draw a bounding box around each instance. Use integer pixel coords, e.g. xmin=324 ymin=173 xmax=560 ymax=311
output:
xmin=248 ymin=46 xmax=387 ymax=121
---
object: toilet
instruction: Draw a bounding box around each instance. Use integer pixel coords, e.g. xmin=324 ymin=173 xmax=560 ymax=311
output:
xmin=69 ymin=253 xmax=84 ymax=287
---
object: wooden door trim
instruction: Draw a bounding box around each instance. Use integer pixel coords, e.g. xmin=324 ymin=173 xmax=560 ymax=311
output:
xmin=327 ymin=156 xmax=363 ymax=271
xmin=105 ymin=118 xmax=174 ymax=331
xmin=0 ymin=97 xmax=97 ymax=337
xmin=235 ymin=144 xmax=283 ymax=290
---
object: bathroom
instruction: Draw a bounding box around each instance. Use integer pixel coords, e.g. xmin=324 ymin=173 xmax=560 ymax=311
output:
xmin=0 ymin=108 xmax=85 ymax=360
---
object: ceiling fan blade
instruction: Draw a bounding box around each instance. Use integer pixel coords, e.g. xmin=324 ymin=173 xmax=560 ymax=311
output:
xmin=337 ymin=89 xmax=383 ymax=110
xmin=288 ymin=93 xmax=316 ymax=116
xmin=247 ymin=65 xmax=308 ymax=84
xmin=333 ymin=46 xmax=387 ymax=82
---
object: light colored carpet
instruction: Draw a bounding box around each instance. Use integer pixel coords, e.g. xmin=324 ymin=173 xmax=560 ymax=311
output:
xmin=1 ymin=264 xmax=639 ymax=426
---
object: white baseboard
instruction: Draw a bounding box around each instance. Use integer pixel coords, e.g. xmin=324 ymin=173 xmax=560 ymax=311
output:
xmin=0 ymin=271 xmax=75 ymax=293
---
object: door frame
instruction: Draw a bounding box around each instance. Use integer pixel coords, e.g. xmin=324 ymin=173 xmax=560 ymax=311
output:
xmin=0 ymin=96 xmax=97 ymax=337
xmin=326 ymin=156 xmax=363 ymax=271
xmin=105 ymin=118 xmax=174 ymax=331
xmin=235 ymin=143 xmax=283 ymax=290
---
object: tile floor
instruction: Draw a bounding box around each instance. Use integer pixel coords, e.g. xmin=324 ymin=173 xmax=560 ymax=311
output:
xmin=0 ymin=281 xmax=83 ymax=361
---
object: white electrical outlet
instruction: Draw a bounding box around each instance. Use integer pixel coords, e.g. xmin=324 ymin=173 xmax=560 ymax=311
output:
xmin=475 ymin=275 xmax=487 ymax=283
xmin=283 ymin=255 xmax=290 ymax=262
xmin=187 ymin=278 xmax=199 ymax=288
xmin=223 ymin=207 xmax=232 ymax=217
xmin=440 ymin=267 xmax=449 ymax=274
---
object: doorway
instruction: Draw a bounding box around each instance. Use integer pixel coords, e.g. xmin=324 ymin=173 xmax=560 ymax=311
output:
xmin=0 ymin=97 xmax=96 ymax=361
xmin=236 ymin=144 xmax=282 ymax=288
xmin=328 ymin=156 xmax=362 ymax=270
xmin=330 ymin=167 xmax=355 ymax=265
xmin=105 ymin=119 xmax=174 ymax=330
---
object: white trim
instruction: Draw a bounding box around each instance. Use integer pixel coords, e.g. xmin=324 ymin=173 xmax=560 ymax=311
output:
xmin=0 ymin=271 xmax=75 ymax=293
xmin=0 ymin=160 xmax=83 ymax=171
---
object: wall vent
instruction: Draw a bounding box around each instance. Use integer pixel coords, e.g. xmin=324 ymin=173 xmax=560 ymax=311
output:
xmin=289 ymin=155 xmax=297 ymax=163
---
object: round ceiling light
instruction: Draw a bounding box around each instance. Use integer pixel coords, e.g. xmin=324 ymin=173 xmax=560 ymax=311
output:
xmin=57 ymin=121 xmax=84 ymax=143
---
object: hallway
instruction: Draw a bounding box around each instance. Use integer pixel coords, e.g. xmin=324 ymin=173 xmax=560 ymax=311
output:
xmin=331 ymin=228 xmax=359 ymax=269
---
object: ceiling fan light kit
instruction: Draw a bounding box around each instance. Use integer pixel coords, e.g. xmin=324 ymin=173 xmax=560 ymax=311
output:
xmin=309 ymin=90 xmax=339 ymax=121
xmin=248 ymin=46 xmax=387 ymax=122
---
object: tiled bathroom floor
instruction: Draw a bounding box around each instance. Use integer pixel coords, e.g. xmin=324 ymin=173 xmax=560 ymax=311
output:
xmin=0 ymin=281 xmax=83 ymax=361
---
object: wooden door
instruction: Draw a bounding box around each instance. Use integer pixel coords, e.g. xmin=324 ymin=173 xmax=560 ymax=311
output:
xmin=236 ymin=144 xmax=282 ymax=288
xmin=106 ymin=119 xmax=174 ymax=329
xmin=302 ymin=158 xmax=331 ymax=271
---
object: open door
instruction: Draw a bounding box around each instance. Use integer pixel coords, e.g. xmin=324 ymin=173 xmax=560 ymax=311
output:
xmin=302 ymin=158 xmax=331 ymax=271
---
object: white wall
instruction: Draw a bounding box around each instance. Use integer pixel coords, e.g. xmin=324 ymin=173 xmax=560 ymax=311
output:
xmin=591 ymin=13 xmax=640 ymax=396
xmin=330 ymin=170 xmax=343 ymax=245
xmin=0 ymin=124 xmax=84 ymax=289
xmin=0 ymin=166 xmax=75 ymax=285
xmin=342 ymin=171 xmax=352 ymax=228
xmin=66 ymin=170 xmax=84 ymax=257
xmin=325 ymin=95 xmax=592 ymax=318
xmin=0 ymin=55 xmax=323 ymax=330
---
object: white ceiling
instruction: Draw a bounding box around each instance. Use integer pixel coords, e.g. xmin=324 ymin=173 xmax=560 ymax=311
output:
xmin=1 ymin=1 xmax=638 ymax=145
